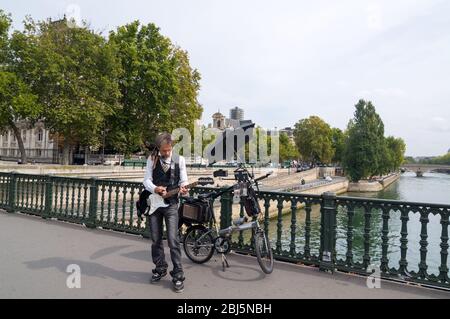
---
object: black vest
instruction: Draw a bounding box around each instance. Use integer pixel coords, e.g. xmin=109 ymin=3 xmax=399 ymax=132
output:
xmin=152 ymin=159 xmax=180 ymax=205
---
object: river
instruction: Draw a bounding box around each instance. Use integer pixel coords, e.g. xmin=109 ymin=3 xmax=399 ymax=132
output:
xmin=254 ymin=171 xmax=450 ymax=274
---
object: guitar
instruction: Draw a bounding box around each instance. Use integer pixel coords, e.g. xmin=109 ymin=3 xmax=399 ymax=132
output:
xmin=146 ymin=181 xmax=199 ymax=216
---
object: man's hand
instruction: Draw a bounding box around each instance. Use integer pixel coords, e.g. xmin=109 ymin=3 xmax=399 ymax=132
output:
xmin=155 ymin=186 xmax=167 ymax=196
xmin=179 ymin=185 xmax=189 ymax=196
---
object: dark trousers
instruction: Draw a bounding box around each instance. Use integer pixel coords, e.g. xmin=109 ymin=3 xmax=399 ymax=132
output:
xmin=149 ymin=204 xmax=184 ymax=279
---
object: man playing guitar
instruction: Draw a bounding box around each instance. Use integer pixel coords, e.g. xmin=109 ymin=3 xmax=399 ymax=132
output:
xmin=143 ymin=132 xmax=189 ymax=293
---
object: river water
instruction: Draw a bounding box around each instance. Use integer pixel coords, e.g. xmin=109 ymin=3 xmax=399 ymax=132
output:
xmin=259 ymin=171 xmax=450 ymax=274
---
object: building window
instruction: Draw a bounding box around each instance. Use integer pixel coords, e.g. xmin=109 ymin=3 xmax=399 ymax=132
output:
xmin=37 ymin=129 xmax=43 ymax=142
xmin=22 ymin=130 xmax=27 ymax=142
xmin=36 ymin=149 xmax=42 ymax=157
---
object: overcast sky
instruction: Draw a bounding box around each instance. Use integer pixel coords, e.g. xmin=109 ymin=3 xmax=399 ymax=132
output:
xmin=2 ymin=0 xmax=450 ymax=156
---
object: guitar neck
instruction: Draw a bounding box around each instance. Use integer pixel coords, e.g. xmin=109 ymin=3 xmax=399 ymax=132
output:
xmin=162 ymin=182 xmax=198 ymax=198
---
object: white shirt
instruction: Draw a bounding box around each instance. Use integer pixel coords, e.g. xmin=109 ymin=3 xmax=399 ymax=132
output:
xmin=143 ymin=154 xmax=188 ymax=194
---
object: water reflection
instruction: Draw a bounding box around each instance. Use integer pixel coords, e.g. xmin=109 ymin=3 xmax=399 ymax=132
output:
xmin=235 ymin=172 xmax=449 ymax=276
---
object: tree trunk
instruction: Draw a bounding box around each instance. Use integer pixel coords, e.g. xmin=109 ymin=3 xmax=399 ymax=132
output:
xmin=9 ymin=122 xmax=28 ymax=164
xmin=62 ymin=142 xmax=71 ymax=165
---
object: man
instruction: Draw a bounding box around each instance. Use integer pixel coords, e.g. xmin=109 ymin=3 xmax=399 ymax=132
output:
xmin=143 ymin=132 xmax=189 ymax=293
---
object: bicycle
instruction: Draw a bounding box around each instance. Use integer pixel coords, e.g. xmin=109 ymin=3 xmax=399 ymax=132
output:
xmin=179 ymin=164 xmax=274 ymax=274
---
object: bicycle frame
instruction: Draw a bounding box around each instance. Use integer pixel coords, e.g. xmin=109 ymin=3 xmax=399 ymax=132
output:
xmin=182 ymin=163 xmax=274 ymax=273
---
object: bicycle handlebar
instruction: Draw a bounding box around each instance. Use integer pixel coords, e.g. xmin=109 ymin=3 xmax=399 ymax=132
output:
xmin=197 ymin=171 xmax=273 ymax=200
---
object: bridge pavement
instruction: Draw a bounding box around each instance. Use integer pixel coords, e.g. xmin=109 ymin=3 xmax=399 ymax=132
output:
xmin=0 ymin=211 xmax=449 ymax=299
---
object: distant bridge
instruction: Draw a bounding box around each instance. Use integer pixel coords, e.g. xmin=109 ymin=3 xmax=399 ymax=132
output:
xmin=402 ymin=163 xmax=450 ymax=177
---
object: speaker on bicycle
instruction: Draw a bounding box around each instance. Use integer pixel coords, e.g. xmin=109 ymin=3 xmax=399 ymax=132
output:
xmin=179 ymin=198 xmax=211 ymax=224
xmin=243 ymin=186 xmax=261 ymax=217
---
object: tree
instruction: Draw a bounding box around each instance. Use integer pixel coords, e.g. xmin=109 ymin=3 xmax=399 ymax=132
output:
xmin=0 ymin=10 xmax=11 ymax=65
xmin=0 ymin=72 xmax=41 ymax=164
xmin=279 ymin=132 xmax=299 ymax=163
xmin=385 ymin=136 xmax=406 ymax=172
xmin=293 ymin=116 xmax=334 ymax=165
xmin=0 ymin=10 xmax=42 ymax=164
xmin=342 ymin=99 xmax=385 ymax=182
xmin=10 ymin=16 xmax=121 ymax=164
xmin=107 ymin=22 xmax=202 ymax=156
xmin=331 ymin=127 xmax=345 ymax=165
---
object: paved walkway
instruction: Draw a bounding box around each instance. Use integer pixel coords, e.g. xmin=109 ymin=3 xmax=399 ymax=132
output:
xmin=0 ymin=211 xmax=449 ymax=299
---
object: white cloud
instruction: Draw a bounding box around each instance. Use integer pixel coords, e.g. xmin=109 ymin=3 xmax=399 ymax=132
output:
xmin=429 ymin=117 xmax=450 ymax=132
xmin=367 ymin=3 xmax=383 ymax=31
xmin=357 ymin=88 xmax=407 ymax=99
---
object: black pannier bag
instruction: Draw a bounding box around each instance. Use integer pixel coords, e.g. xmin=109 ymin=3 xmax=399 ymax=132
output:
xmin=179 ymin=197 xmax=211 ymax=224
xmin=243 ymin=186 xmax=261 ymax=217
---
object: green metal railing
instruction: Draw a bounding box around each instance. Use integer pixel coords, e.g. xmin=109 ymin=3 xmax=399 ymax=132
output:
xmin=0 ymin=172 xmax=449 ymax=290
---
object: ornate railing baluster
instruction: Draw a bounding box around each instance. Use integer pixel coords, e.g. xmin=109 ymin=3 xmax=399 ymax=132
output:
xmin=19 ymin=177 xmax=24 ymax=208
xmin=65 ymin=182 xmax=70 ymax=217
xmin=304 ymin=199 xmax=312 ymax=259
xmin=380 ymin=205 xmax=391 ymax=273
xmin=30 ymin=178 xmax=34 ymax=209
xmin=263 ymin=196 xmax=270 ymax=239
xmin=129 ymin=185 xmax=135 ymax=229
xmin=363 ymin=204 xmax=372 ymax=270
xmin=82 ymin=181 xmax=88 ymax=219
xmin=40 ymin=178 xmax=45 ymax=211
xmin=346 ymin=203 xmax=355 ymax=267
xmin=418 ymin=209 xmax=429 ymax=279
xmin=100 ymin=183 xmax=106 ymax=224
xmin=59 ymin=180 xmax=65 ymax=215
xmin=114 ymin=186 xmax=120 ymax=224
xmin=121 ymin=186 xmax=127 ymax=226
xmin=76 ymin=183 xmax=82 ymax=218
xmin=290 ymin=199 xmax=297 ymax=257
xmin=107 ymin=184 xmax=113 ymax=224
xmin=70 ymin=181 xmax=76 ymax=217
xmin=275 ymin=197 xmax=284 ymax=255
xmin=439 ymin=211 xmax=449 ymax=284
xmin=399 ymin=206 xmax=410 ymax=276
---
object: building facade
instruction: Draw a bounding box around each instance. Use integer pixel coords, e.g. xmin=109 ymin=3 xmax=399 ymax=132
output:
xmin=230 ymin=107 xmax=244 ymax=121
xmin=0 ymin=121 xmax=58 ymax=163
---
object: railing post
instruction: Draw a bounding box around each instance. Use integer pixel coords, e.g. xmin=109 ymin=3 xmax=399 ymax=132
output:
xmin=220 ymin=188 xmax=233 ymax=229
xmin=86 ymin=178 xmax=98 ymax=229
xmin=320 ymin=191 xmax=337 ymax=273
xmin=43 ymin=174 xmax=53 ymax=219
xmin=6 ymin=172 xmax=18 ymax=213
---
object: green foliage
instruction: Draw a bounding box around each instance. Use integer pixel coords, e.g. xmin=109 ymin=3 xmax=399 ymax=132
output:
xmin=421 ymin=152 xmax=450 ymax=165
xmin=293 ymin=116 xmax=334 ymax=164
xmin=279 ymin=132 xmax=299 ymax=162
xmin=342 ymin=99 xmax=406 ymax=182
xmin=385 ymin=136 xmax=406 ymax=172
xmin=2 ymin=13 xmax=202 ymax=164
xmin=0 ymin=10 xmax=12 ymax=65
xmin=342 ymin=100 xmax=385 ymax=181
xmin=9 ymin=16 xmax=121 ymax=163
xmin=331 ymin=127 xmax=345 ymax=164
xmin=403 ymin=156 xmax=416 ymax=164
xmin=107 ymin=22 xmax=202 ymax=155
xmin=0 ymin=71 xmax=40 ymax=126
xmin=0 ymin=11 xmax=42 ymax=163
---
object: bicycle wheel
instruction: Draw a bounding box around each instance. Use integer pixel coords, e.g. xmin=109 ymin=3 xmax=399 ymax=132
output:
xmin=183 ymin=225 xmax=215 ymax=264
xmin=254 ymin=229 xmax=274 ymax=274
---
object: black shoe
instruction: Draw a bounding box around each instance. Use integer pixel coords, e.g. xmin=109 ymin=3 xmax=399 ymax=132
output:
xmin=173 ymin=279 xmax=184 ymax=293
xmin=150 ymin=269 xmax=167 ymax=283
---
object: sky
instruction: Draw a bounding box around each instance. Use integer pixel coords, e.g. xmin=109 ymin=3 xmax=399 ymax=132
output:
xmin=2 ymin=0 xmax=450 ymax=157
